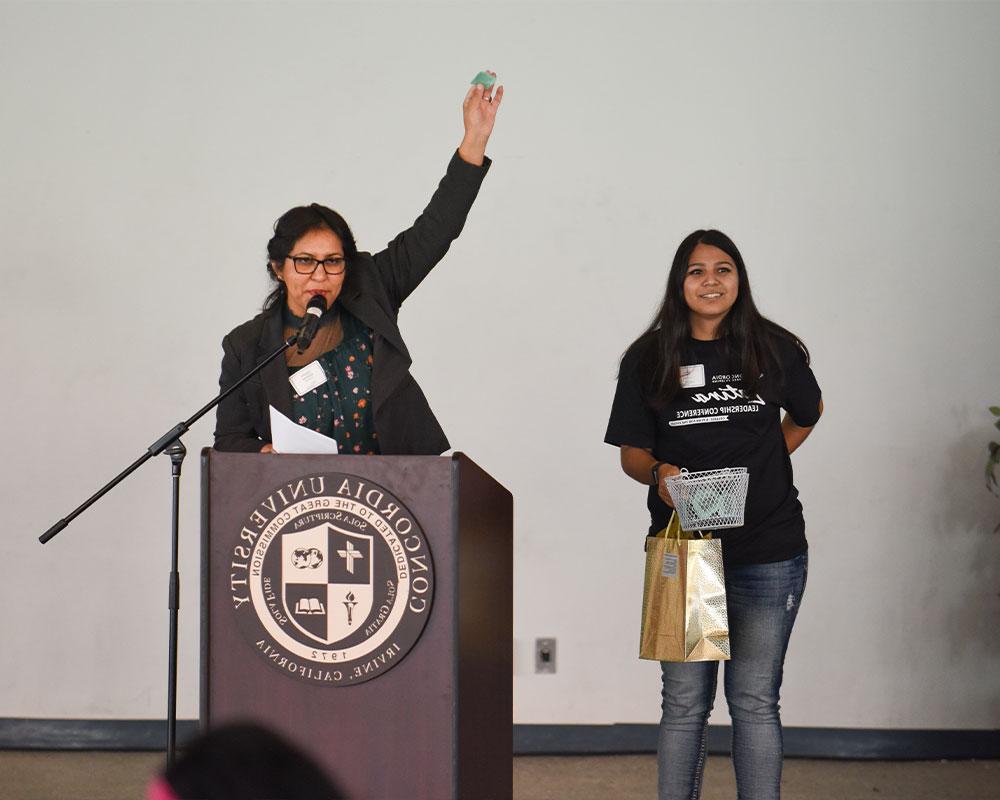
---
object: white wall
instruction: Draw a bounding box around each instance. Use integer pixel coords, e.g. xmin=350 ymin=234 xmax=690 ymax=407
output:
xmin=1 ymin=1 xmax=998 ymax=729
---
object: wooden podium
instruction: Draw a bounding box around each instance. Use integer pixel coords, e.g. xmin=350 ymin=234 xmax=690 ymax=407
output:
xmin=201 ymin=451 xmax=513 ymax=799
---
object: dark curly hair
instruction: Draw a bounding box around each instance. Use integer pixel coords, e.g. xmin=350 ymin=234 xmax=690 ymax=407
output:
xmin=263 ymin=203 xmax=359 ymax=311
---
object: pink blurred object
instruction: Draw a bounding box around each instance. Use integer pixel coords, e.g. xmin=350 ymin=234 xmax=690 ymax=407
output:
xmin=146 ymin=777 xmax=179 ymax=800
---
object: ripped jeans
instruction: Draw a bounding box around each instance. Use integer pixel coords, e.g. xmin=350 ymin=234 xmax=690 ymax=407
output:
xmin=657 ymin=552 xmax=807 ymax=800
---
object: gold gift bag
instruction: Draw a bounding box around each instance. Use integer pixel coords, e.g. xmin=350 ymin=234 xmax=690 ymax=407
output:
xmin=639 ymin=512 xmax=731 ymax=662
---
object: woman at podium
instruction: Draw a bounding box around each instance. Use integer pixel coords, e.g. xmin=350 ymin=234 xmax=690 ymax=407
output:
xmin=214 ymin=75 xmax=502 ymax=455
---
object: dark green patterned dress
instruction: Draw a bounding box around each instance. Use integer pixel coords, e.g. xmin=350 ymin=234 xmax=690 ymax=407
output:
xmin=286 ymin=308 xmax=380 ymax=455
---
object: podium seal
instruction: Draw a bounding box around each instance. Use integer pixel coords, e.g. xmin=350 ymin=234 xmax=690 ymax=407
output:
xmin=228 ymin=472 xmax=434 ymax=685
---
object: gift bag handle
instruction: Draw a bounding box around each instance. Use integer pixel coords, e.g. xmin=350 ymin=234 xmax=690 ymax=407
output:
xmin=661 ymin=509 xmax=711 ymax=541
xmin=663 ymin=469 xmax=713 ymax=540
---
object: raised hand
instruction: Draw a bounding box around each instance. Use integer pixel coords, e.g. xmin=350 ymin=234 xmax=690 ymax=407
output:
xmin=458 ymin=71 xmax=503 ymax=166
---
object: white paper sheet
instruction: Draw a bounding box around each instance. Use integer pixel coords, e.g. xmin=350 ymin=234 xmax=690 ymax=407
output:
xmin=268 ymin=405 xmax=339 ymax=454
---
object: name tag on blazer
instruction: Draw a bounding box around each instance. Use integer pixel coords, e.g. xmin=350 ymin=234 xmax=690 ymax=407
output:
xmin=289 ymin=361 xmax=329 ymax=396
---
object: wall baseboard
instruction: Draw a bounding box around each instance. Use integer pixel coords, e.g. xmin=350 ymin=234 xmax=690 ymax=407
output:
xmin=0 ymin=719 xmax=201 ymax=751
xmin=0 ymin=719 xmax=996 ymax=760
xmin=513 ymin=724 xmax=1000 ymax=760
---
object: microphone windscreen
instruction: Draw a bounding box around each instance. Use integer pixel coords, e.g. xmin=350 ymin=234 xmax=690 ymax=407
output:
xmin=305 ymin=294 xmax=327 ymax=317
xmin=296 ymin=295 xmax=328 ymax=353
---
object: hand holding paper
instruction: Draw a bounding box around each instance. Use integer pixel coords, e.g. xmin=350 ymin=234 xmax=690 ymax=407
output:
xmin=268 ymin=405 xmax=339 ymax=455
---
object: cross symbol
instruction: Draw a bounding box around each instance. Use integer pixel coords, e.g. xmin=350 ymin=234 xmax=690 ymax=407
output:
xmin=336 ymin=541 xmax=364 ymax=574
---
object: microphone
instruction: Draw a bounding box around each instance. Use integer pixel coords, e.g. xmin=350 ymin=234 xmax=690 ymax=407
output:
xmin=296 ymin=295 xmax=327 ymax=353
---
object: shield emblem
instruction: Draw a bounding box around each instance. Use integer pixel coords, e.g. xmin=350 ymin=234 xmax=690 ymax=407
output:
xmin=282 ymin=523 xmax=374 ymax=644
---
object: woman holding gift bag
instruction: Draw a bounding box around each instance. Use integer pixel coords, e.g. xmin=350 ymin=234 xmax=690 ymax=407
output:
xmin=605 ymin=230 xmax=823 ymax=800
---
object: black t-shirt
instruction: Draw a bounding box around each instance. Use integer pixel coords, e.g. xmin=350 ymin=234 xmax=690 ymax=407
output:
xmin=605 ymin=335 xmax=821 ymax=566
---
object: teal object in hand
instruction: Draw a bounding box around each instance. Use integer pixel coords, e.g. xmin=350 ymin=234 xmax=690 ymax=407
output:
xmin=471 ymin=71 xmax=496 ymax=88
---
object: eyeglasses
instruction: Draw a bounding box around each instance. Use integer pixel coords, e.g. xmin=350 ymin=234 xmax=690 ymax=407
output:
xmin=287 ymin=255 xmax=347 ymax=276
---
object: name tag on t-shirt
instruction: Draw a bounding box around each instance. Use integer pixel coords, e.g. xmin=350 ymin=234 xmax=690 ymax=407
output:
xmin=289 ymin=360 xmax=328 ymax=396
xmin=680 ymin=364 xmax=706 ymax=389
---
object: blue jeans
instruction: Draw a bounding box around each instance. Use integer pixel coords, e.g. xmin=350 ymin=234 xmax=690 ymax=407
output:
xmin=657 ymin=552 xmax=808 ymax=800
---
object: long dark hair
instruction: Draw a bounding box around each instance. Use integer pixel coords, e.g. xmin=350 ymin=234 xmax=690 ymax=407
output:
xmin=627 ymin=229 xmax=809 ymax=405
xmin=263 ymin=203 xmax=359 ymax=311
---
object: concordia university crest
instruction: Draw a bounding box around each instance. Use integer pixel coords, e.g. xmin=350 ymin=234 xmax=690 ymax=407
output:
xmin=228 ymin=473 xmax=434 ymax=686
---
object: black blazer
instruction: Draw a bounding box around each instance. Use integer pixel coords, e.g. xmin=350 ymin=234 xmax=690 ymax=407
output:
xmin=214 ymin=152 xmax=491 ymax=455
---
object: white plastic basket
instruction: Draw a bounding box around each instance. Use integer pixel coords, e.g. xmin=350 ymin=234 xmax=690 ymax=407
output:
xmin=664 ymin=467 xmax=749 ymax=532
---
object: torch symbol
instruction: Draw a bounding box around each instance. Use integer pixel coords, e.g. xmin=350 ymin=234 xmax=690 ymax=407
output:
xmin=343 ymin=591 xmax=358 ymax=625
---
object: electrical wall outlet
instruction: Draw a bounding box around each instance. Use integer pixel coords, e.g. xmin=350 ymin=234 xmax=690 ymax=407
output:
xmin=535 ymin=637 xmax=556 ymax=674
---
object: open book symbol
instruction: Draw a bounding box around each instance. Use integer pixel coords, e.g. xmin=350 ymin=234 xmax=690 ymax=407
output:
xmin=294 ymin=598 xmax=325 ymax=615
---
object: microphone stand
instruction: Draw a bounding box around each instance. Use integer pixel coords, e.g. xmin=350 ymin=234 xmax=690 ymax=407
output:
xmin=39 ymin=328 xmax=303 ymax=766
